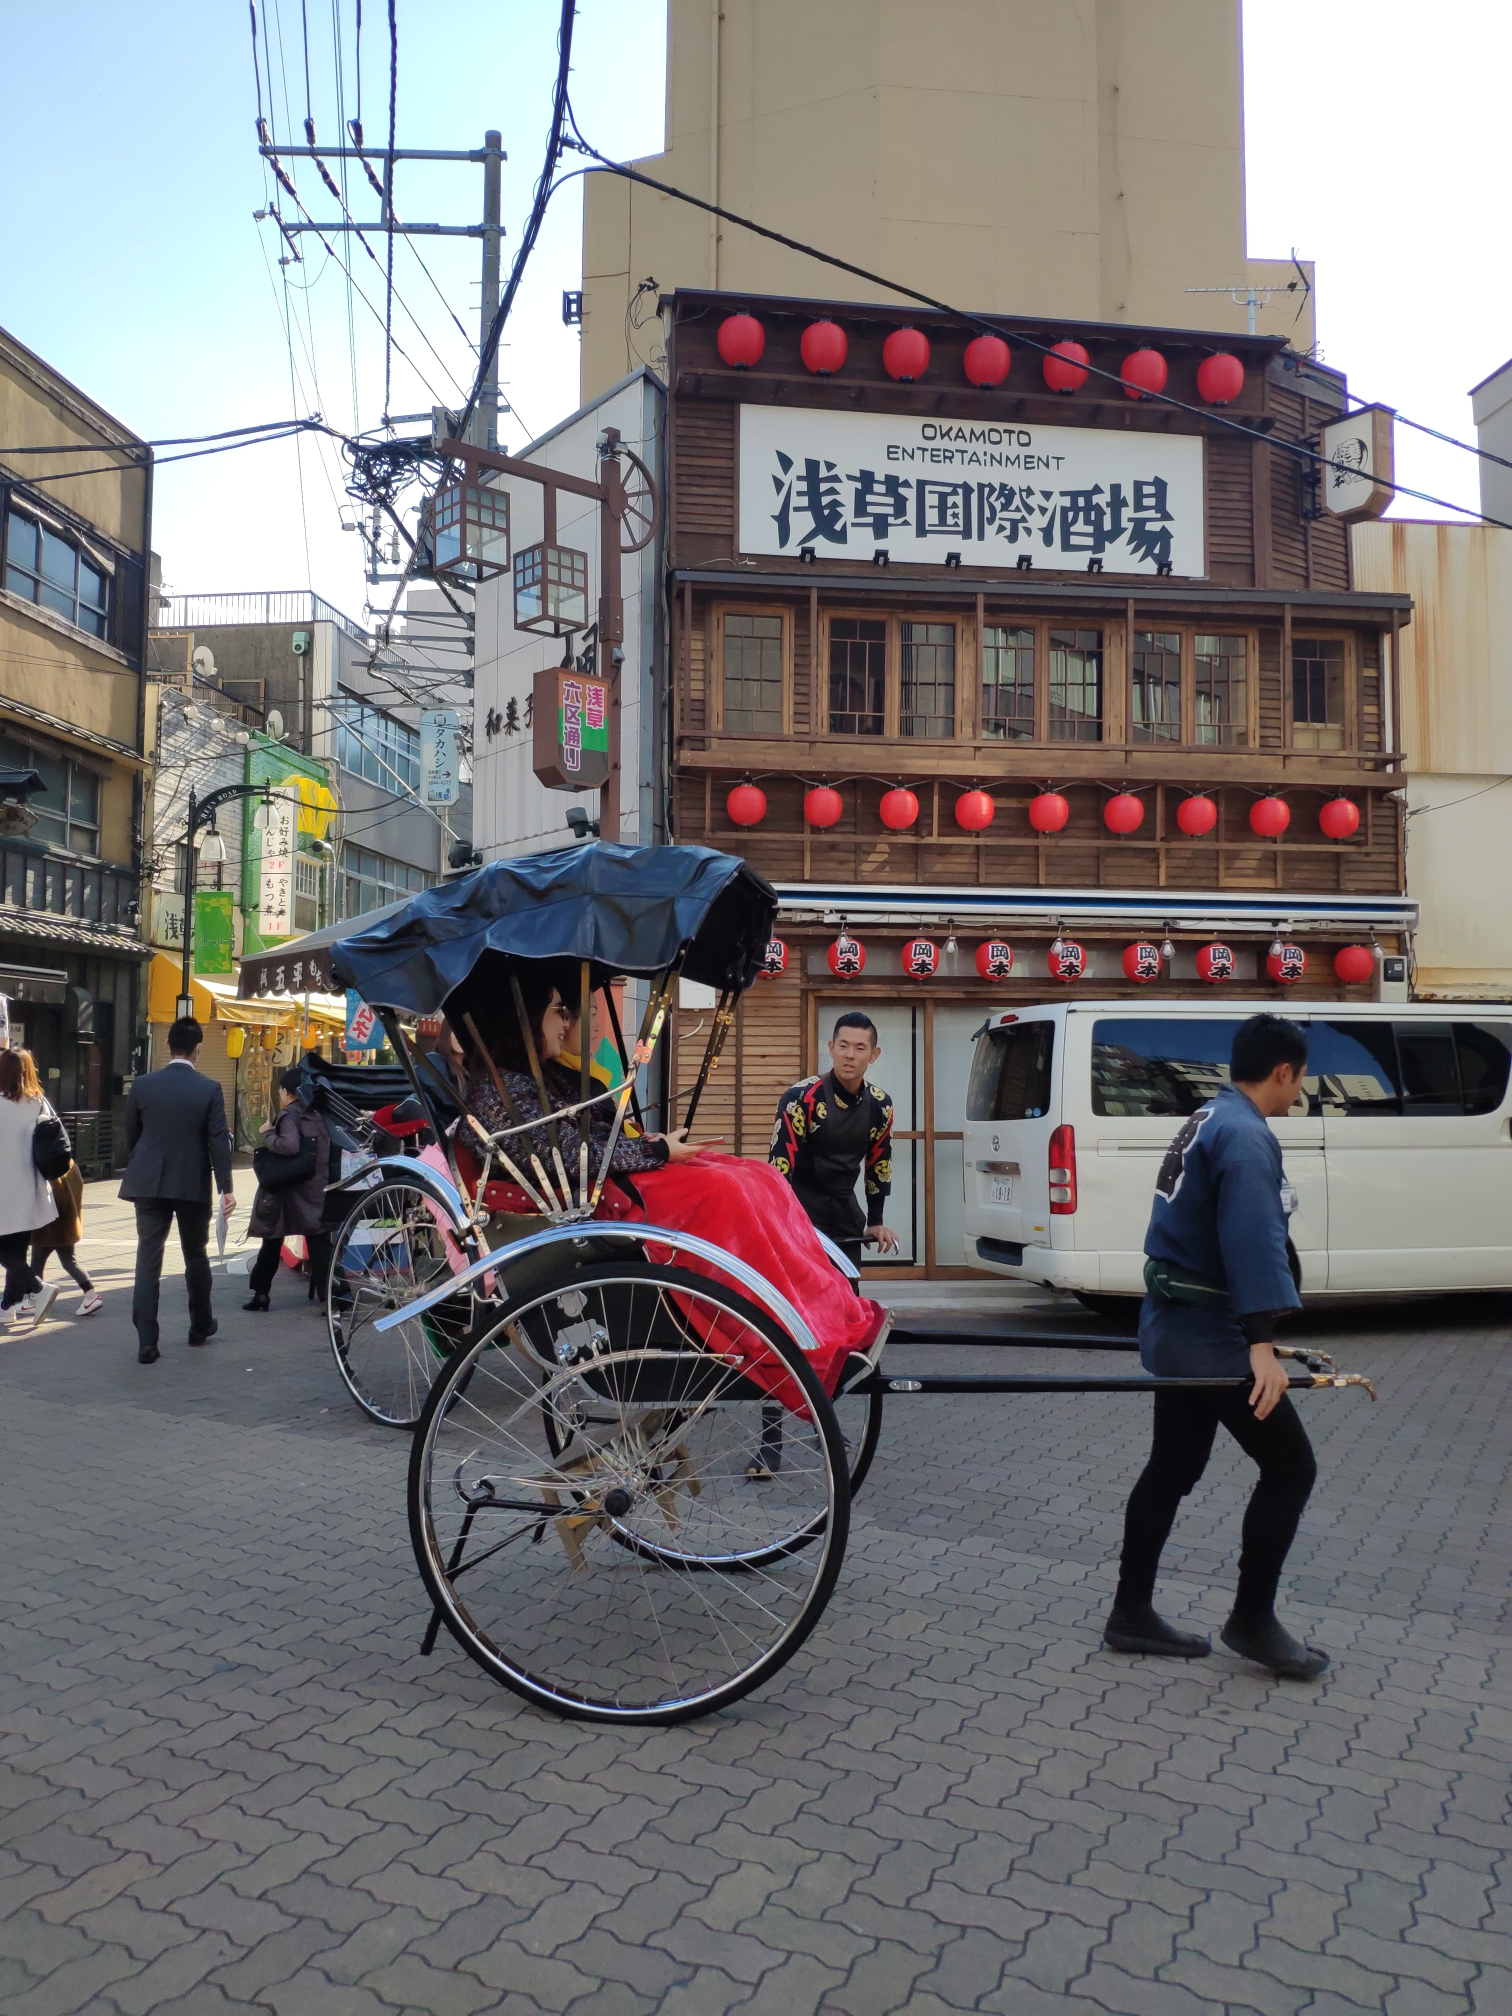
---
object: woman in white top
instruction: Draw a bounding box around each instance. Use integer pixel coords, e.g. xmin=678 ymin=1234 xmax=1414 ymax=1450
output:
xmin=0 ymin=1048 xmax=60 ymax=1326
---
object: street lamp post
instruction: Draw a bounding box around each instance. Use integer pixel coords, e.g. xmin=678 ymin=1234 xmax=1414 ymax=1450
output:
xmin=176 ymin=783 xmax=277 ymax=1020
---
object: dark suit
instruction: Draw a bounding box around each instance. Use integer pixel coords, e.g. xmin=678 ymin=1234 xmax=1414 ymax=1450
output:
xmin=120 ymin=1060 xmax=234 ymax=1349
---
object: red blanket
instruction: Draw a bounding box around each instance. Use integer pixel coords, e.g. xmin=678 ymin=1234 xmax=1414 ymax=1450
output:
xmin=632 ymin=1155 xmax=884 ymax=1402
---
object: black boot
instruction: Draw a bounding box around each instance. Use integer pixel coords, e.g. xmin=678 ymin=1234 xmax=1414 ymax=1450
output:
xmin=1104 ymin=1600 xmax=1211 ymax=1658
xmin=242 ymin=1294 xmax=271 ymax=1313
xmin=1221 ymin=1613 xmax=1329 ymax=1681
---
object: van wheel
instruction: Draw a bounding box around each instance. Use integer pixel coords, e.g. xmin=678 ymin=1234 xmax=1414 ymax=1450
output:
xmin=1074 ymin=1292 xmax=1140 ymax=1328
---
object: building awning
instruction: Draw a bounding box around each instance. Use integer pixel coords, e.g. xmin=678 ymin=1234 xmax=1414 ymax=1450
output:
xmin=146 ymin=955 xmax=350 ymax=1031
xmin=771 ymin=882 xmax=1419 ymax=936
xmin=0 ymin=695 xmax=149 ymax=769
xmin=0 ymin=909 xmax=153 ymax=959
xmin=237 ymin=897 xmax=410 ymax=999
xmin=0 ymin=961 xmax=69 ymax=1004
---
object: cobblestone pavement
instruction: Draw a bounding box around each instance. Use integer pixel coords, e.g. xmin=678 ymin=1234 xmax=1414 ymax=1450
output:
xmin=1 ymin=1183 xmax=1509 ymax=2014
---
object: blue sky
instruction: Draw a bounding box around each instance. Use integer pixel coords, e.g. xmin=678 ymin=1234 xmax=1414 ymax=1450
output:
xmin=1 ymin=2 xmax=1508 ymax=618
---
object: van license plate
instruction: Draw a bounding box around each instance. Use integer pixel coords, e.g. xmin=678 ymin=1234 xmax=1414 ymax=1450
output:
xmin=990 ymin=1178 xmax=1012 ymax=1204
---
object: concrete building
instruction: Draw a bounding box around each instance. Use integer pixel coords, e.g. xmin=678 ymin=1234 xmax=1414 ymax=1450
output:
xmin=580 ymin=0 xmax=1313 ymax=401
xmin=151 ymin=590 xmax=472 ymax=929
xmin=1470 ymin=356 xmax=1512 ymax=530
xmin=1352 ymin=520 xmax=1512 ymax=998
xmin=0 ymin=323 xmax=152 ymax=1173
xmin=470 ymin=368 xmax=666 ymax=857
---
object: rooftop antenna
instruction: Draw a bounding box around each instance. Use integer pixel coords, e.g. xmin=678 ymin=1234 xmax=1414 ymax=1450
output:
xmin=1185 ymin=250 xmax=1312 ymax=336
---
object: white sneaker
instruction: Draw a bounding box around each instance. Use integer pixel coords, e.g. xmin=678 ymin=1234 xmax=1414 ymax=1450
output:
xmin=28 ymin=1283 xmax=60 ymax=1327
xmin=77 ymin=1293 xmax=104 ymax=1317
xmin=13 ymin=1297 xmax=34 ymax=1322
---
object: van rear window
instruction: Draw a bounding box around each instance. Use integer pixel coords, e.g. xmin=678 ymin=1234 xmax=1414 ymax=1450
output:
xmin=1092 ymin=1018 xmax=1246 ymax=1117
xmin=967 ymin=1021 xmax=1054 ymax=1121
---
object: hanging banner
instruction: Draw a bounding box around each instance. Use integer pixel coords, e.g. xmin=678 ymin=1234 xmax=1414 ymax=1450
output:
xmin=256 ymin=787 xmax=297 ymax=939
xmin=345 ymin=990 xmax=382 ymax=1052
xmin=420 ymin=708 xmax=462 ymax=804
xmin=532 ymin=667 xmax=610 ymax=791
xmin=738 ymin=402 xmax=1205 ymax=575
xmin=193 ymin=891 xmax=235 ymax=975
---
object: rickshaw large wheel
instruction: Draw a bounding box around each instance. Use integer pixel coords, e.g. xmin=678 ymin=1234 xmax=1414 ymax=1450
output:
xmin=328 ymin=1181 xmax=477 ymax=1428
xmin=408 ymin=1260 xmax=851 ymax=1724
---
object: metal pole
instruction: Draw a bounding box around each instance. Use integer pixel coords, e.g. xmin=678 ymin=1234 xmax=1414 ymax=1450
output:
xmin=472 ymin=130 xmax=503 ymax=450
xmin=179 ymin=786 xmax=197 ymax=1016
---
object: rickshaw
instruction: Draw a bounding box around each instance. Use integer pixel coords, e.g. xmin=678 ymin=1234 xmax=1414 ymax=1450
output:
xmin=317 ymin=839 xmax=1375 ymax=1727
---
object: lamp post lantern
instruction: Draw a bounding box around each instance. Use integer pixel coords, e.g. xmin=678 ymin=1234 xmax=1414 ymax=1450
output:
xmin=177 ymin=783 xmax=281 ymax=1020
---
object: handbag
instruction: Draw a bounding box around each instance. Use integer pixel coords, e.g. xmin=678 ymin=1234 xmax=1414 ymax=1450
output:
xmin=32 ymin=1102 xmax=73 ymax=1182
xmin=253 ymin=1133 xmax=318 ymax=1192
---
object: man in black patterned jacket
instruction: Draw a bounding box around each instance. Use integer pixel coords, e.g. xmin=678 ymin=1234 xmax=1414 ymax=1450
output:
xmin=770 ymin=1011 xmax=897 ymax=1271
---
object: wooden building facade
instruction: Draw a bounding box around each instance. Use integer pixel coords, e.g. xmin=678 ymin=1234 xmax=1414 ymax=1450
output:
xmin=660 ymin=289 xmax=1415 ymax=1273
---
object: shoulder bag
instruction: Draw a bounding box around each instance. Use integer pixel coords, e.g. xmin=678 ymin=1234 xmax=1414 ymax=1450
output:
xmin=32 ymin=1101 xmax=73 ymax=1183
xmin=253 ymin=1132 xmax=319 ymax=1192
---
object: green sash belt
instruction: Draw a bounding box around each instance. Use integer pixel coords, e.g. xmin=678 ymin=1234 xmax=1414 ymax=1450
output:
xmin=1143 ymin=1258 xmax=1232 ymax=1311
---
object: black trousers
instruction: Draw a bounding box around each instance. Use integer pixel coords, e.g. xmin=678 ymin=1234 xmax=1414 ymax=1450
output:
xmin=32 ymin=1246 xmax=94 ymax=1292
xmin=248 ymin=1232 xmax=332 ymax=1299
xmin=132 ymin=1200 xmax=213 ymax=1349
xmin=0 ymin=1232 xmax=44 ymax=1310
xmin=1116 ymin=1388 xmax=1317 ymax=1623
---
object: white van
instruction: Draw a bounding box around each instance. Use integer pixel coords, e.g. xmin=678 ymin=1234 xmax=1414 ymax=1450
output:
xmin=961 ymin=1000 xmax=1512 ymax=1304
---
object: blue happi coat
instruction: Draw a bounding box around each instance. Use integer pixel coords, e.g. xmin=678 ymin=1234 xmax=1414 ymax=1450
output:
xmin=1139 ymin=1082 xmax=1301 ymax=1379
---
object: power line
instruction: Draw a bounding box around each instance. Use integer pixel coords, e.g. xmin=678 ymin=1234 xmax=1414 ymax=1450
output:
xmin=382 ymin=0 xmax=398 ymax=420
xmin=561 ymin=113 xmax=1512 ymax=536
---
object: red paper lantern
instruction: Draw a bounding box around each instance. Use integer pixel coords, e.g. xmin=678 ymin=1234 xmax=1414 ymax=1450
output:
xmin=1250 ymin=795 xmax=1291 ymax=838
xmin=803 ymin=784 xmax=844 ymax=829
xmin=1043 ymin=340 xmax=1090 ymax=394
xmin=1028 ymin=791 xmax=1070 ymax=834
xmin=902 ymin=938 xmax=939 ymax=978
xmin=975 ymin=940 xmax=1014 ymax=980
xmin=1047 ymin=940 xmax=1087 ymax=981
xmin=882 ymin=327 xmax=931 ymax=381
xmin=716 ymin=313 xmax=765 ymax=369
xmin=1121 ymin=348 xmax=1168 ymax=401
xmin=1197 ymin=352 xmax=1245 ymax=405
xmin=1196 ymin=942 xmax=1236 ymax=984
xmin=879 ymin=787 xmax=919 ymax=831
xmin=1319 ymin=796 xmax=1361 ymax=840
xmin=1334 ymin=944 xmax=1374 ymax=985
xmin=726 ymin=783 xmax=767 ymax=827
xmin=759 ymin=938 xmax=788 ymax=979
xmin=1104 ymin=792 xmax=1144 ymax=835
xmin=1176 ymin=794 xmax=1218 ymax=837
xmin=954 ymin=789 xmax=995 ymax=832
xmin=800 ymin=319 xmax=848 ymax=375
xmin=828 ymin=932 xmax=866 ymax=978
xmin=1267 ymin=944 xmax=1307 ymax=985
xmin=963 ymin=333 xmax=1010 ymax=387
xmin=1122 ymin=942 xmax=1162 ymax=983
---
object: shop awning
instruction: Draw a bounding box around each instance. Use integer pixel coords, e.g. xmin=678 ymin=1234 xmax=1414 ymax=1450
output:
xmin=238 ymin=897 xmax=409 ymax=999
xmin=148 ymin=955 xmax=295 ymax=1028
xmin=771 ymin=882 xmax=1420 ymax=936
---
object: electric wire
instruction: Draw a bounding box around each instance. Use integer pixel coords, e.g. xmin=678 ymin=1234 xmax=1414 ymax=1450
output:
xmin=382 ymin=0 xmax=398 ymax=420
xmin=560 ymin=113 xmax=1512 ymax=534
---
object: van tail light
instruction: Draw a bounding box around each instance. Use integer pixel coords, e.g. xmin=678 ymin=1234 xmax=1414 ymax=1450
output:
xmin=1049 ymin=1124 xmax=1077 ymax=1214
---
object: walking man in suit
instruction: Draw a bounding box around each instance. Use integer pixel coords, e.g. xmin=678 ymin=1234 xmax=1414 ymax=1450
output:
xmin=120 ymin=1016 xmax=235 ymax=1364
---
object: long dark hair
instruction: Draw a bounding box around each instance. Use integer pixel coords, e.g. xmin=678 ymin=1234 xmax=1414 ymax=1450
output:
xmin=450 ymin=957 xmax=583 ymax=1083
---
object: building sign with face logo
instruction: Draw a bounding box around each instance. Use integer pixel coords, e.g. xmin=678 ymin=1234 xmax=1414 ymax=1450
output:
xmin=1320 ymin=405 xmax=1394 ymax=520
xmin=739 ymin=403 xmax=1206 ymax=575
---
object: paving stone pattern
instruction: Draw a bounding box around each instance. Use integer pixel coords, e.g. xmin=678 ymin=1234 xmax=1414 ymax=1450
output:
xmin=1 ymin=1185 xmax=1509 ymax=2013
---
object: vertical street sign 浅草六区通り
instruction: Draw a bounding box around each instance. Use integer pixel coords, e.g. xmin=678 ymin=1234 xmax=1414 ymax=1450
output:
xmin=532 ymin=668 xmax=610 ymax=790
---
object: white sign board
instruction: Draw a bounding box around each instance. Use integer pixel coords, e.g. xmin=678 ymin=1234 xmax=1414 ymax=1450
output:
xmin=738 ymin=403 xmax=1205 ymax=575
xmin=420 ymin=708 xmax=461 ymax=804
xmin=1320 ymin=405 xmax=1394 ymax=521
xmin=256 ymin=788 xmax=296 ymax=939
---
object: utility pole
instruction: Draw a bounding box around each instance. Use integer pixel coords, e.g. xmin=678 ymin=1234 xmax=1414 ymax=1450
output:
xmin=471 ymin=132 xmax=504 ymax=451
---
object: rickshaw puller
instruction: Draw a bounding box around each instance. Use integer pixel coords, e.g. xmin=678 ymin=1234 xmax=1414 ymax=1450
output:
xmin=1104 ymin=1013 xmax=1328 ymax=1683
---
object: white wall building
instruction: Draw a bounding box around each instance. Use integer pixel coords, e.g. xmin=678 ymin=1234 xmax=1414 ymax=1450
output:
xmin=471 ymin=369 xmax=665 ymax=860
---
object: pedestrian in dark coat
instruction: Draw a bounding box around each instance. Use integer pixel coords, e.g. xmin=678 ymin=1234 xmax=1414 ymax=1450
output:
xmin=244 ymin=1067 xmax=332 ymax=1311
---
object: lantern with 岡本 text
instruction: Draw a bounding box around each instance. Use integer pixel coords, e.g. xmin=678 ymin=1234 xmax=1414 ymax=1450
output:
xmin=828 ymin=932 xmax=866 ymax=978
xmin=976 ymin=940 xmax=1014 ymax=980
xmin=1122 ymin=942 xmax=1161 ymax=983
xmin=759 ymin=938 xmax=787 ymax=979
xmin=1196 ymin=942 xmax=1236 ymax=983
xmin=902 ymin=938 xmax=939 ymax=978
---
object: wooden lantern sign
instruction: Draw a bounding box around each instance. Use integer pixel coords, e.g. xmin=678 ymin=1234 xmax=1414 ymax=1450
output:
xmin=533 ymin=668 xmax=611 ymax=790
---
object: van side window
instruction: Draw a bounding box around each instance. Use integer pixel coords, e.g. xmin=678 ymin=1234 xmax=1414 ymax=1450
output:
xmin=1455 ymin=1023 xmax=1512 ymax=1115
xmin=1307 ymin=1021 xmax=1401 ymax=1113
xmin=1396 ymin=1022 xmax=1461 ymax=1114
xmin=1091 ymin=1018 xmax=1245 ymax=1117
xmin=967 ymin=1022 xmax=1054 ymax=1121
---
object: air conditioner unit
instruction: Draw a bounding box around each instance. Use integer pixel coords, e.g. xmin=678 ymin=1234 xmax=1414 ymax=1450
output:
xmin=291 ymin=630 xmax=310 ymax=656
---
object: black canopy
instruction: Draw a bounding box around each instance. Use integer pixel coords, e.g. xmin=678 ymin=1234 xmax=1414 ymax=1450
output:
xmin=328 ymin=841 xmax=778 ymax=1012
